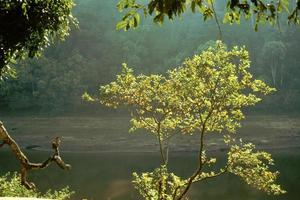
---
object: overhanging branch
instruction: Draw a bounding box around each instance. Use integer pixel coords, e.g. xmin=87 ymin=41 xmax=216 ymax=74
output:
xmin=0 ymin=121 xmax=71 ymax=189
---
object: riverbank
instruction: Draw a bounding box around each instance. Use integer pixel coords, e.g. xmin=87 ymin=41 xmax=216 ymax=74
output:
xmin=0 ymin=114 xmax=299 ymax=153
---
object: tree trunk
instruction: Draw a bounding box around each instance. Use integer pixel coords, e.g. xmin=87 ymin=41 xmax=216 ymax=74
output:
xmin=270 ymin=58 xmax=277 ymax=88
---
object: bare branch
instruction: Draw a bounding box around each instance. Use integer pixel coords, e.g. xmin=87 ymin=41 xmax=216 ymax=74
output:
xmin=0 ymin=121 xmax=71 ymax=189
xmin=211 ymin=0 xmax=222 ymax=40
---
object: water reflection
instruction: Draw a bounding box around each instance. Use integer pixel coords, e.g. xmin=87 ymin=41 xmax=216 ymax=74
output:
xmin=0 ymin=149 xmax=299 ymax=200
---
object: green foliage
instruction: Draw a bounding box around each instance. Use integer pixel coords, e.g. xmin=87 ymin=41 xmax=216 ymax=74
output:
xmin=0 ymin=53 xmax=91 ymax=111
xmin=0 ymin=172 xmax=73 ymax=199
xmin=227 ymin=141 xmax=285 ymax=195
xmin=194 ymin=40 xmax=217 ymax=54
xmin=100 ymin=41 xmax=275 ymax=136
xmin=0 ymin=65 xmax=16 ymax=82
xmin=0 ymin=0 xmax=77 ymax=74
xmin=100 ymin=63 xmax=181 ymax=141
xmin=133 ymin=166 xmax=187 ymax=200
xmin=116 ymin=0 xmax=300 ymax=31
xmin=116 ymin=0 xmax=143 ymax=30
xmin=1 ymin=0 xmax=300 ymax=112
xmin=97 ymin=41 xmax=285 ymax=199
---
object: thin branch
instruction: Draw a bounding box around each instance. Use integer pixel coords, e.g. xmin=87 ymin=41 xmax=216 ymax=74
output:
xmin=276 ymin=0 xmax=282 ymax=33
xmin=192 ymin=166 xmax=229 ymax=184
xmin=0 ymin=121 xmax=71 ymax=189
xmin=211 ymin=1 xmax=222 ymax=40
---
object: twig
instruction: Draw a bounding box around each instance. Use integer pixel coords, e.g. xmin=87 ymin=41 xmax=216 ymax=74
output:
xmin=211 ymin=1 xmax=223 ymax=40
xmin=276 ymin=0 xmax=282 ymax=33
xmin=192 ymin=166 xmax=229 ymax=184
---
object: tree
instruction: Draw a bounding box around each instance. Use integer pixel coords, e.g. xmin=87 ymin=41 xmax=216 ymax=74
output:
xmin=0 ymin=0 xmax=75 ymax=190
xmin=0 ymin=123 xmax=71 ymax=189
xmin=88 ymin=41 xmax=285 ymax=199
xmin=0 ymin=53 xmax=92 ymax=111
xmin=116 ymin=0 xmax=300 ymax=32
xmin=260 ymin=40 xmax=287 ymax=88
xmin=0 ymin=0 xmax=76 ymax=76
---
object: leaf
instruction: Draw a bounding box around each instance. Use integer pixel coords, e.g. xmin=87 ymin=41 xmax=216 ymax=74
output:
xmin=116 ymin=20 xmax=128 ymax=30
xmin=133 ymin=13 xmax=140 ymax=27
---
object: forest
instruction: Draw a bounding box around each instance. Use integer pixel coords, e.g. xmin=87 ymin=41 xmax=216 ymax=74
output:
xmin=0 ymin=0 xmax=300 ymax=113
xmin=1 ymin=0 xmax=300 ymax=200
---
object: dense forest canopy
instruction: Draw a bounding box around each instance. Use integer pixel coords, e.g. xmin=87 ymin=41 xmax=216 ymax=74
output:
xmin=0 ymin=0 xmax=299 ymax=113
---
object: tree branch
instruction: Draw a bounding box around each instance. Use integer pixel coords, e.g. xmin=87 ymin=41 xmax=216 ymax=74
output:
xmin=157 ymin=120 xmax=167 ymax=165
xmin=175 ymin=124 xmax=206 ymax=200
xmin=175 ymin=106 xmax=216 ymax=200
xmin=192 ymin=166 xmax=229 ymax=184
xmin=0 ymin=121 xmax=71 ymax=189
xmin=211 ymin=1 xmax=222 ymax=40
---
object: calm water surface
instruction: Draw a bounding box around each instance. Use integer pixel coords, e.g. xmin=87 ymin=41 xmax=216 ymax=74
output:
xmin=0 ymin=148 xmax=299 ymax=200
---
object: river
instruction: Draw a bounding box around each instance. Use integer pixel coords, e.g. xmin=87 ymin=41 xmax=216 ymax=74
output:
xmin=0 ymin=115 xmax=300 ymax=199
xmin=1 ymin=149 xmax=300 ymax=199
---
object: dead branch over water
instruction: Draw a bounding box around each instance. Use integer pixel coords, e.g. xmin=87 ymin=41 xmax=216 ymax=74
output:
xmin=0 ymin=121 xmax=71 ymax=189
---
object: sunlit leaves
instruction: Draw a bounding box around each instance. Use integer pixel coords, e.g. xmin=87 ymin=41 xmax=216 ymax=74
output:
xmin=97 ymin=41 xmax=284 ymax=199
xmin=100 ymin=63 xmax=180 ymax=139
xmin=227 ymin=142 xmax=286 ymax=195
xmin=116 ymin=0 xmax=145 ymax=30
xmin=168 ymin=41 xmax=274 ymax=134
xmin=99 ymin=41 xmax=274 ymax=138
xmin=82 ymin=92 xmax=95 ymax=102
xmin=133 ymin=166 xmax=187 ymax=200
xmin=0 ymin=172 xmax=73 ymax=199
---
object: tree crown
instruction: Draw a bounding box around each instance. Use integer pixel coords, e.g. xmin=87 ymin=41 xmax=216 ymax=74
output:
xmin=0 ymin=0 xmax=76 ymax=77
xmin=99 ymin=41 xmax=274 ymax=136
